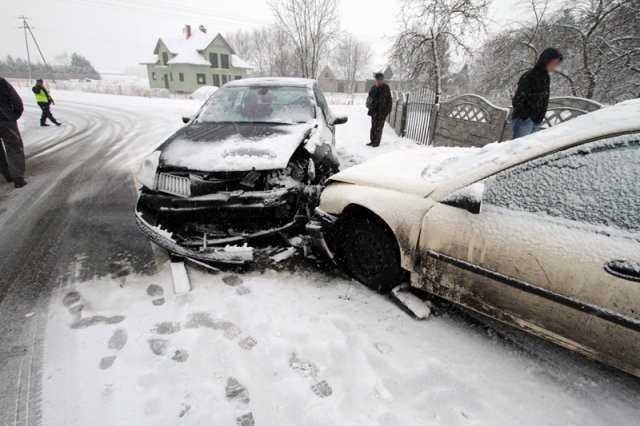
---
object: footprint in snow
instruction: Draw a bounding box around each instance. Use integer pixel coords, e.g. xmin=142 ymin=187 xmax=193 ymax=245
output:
xmin=62 ymin=291 xmax=83 ymax=320
xmin=238 ymin=336 xmax=257 ymax=351
xmin=146 ymin=284 xmax=165 ymax=306
xmin=223 ymin=275 xmax=251 ymax=295
xmin=100 ymin=328 xmax=127 ymax=369
xmin=184 ymin=312 xmax=242 ymax=340
xmin=148 ymin=338 xmax=189 ymax=362
xmin=288 ymin=352 xmax=333 ymax=398
xmin=63 ymin=290 xmax=125 ymax=329
xmin=225 ymin=377 xmax=255 ymax=426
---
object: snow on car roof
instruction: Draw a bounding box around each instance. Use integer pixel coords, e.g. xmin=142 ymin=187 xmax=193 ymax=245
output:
xmin=429 ymin=98 xmax=640 ymax=198
xmin=330 ymin=99 xmax=640 ymax=199
xmin=224 ymin=77 xmax=315 ymax=89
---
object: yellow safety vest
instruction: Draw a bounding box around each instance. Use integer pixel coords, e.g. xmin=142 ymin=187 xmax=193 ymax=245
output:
xmin=34 ymin=87 xmax=49 ymax=103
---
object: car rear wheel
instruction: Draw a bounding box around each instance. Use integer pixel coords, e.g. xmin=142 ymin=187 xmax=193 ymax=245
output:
xmin=339 ymin=215 xmax=407 ymax=292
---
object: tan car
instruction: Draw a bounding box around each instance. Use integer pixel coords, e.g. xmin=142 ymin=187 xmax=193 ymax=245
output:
xmin=307 ymin=99 xmax=640 ymax=377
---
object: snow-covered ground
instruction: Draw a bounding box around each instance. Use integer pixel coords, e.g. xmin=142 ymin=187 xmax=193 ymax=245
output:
xmin=2 ymin=90 xmax=638 ymax=426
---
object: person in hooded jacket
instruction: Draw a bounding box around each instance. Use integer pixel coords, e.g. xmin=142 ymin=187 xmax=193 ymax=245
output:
xmin=511 ymin=48 xmax=563 ymax=139
xmin=366 ymin=73 xmax=393 ymax=147
xmin=0 ymin=77 xmax=27 ymax=187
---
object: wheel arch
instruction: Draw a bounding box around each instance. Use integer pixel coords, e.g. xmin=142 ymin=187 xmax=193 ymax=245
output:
xmin=319 ymin=182 xmax=435 ymax=271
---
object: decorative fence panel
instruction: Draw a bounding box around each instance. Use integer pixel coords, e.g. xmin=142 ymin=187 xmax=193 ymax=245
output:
xmin=387 ymin=92 xmax=602 ymax=148
xmin=403 ymin=88 xmax=437 ymax=145
xmin=433 ymin=94 xmax=509 ymax=147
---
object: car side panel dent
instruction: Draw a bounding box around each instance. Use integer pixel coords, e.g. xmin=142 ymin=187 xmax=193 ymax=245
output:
xmin=319 ymin=182 xmax=435 ymax=270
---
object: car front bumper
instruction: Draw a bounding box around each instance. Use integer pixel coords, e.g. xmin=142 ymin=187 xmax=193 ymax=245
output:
xmin=304 ymin=207 xmax=339 ymax=261
xmin=136 ymin=185 xmax=322 ymax=264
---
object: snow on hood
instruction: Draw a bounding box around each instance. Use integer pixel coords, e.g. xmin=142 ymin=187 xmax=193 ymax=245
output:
xmin=329 ymin=147 xmax=476 ymax=196
xmin=159 ymin=122 xmax=313 ymax=172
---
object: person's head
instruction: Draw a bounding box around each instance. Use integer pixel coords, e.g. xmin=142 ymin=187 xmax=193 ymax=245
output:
xmin=536 ymin=48 xmax=563 ymax=72
xmin=36 ymin=79 xmax=44 ymax=86
xmin=374 ymin=72 xmax=384 ymax=87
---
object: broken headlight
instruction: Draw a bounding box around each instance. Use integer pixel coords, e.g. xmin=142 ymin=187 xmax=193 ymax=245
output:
xmin=137 ymin=150 xmax=161 ymax=190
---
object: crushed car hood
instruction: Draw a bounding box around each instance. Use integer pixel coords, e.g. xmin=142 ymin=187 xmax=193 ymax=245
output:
xmin=158 ymin=122 xmax=314 ymax=172
xmin=329 ymin=147 xmax=477 ymax=196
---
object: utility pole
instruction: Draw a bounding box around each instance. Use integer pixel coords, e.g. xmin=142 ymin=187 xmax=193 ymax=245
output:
xmin=19 ymin=16 xmax=32 ymax=82
xmin=19 ymin=16 xmax=56 ymax=83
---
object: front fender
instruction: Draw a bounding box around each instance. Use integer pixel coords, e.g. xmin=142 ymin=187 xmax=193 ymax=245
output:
xmin=319 ymin=182 xmax=436 ymax=271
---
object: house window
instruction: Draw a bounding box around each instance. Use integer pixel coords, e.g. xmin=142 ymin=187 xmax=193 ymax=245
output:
xmin=213 ymin=74 xmax=220 ymax=87
xmin=162 ymin=52 xmax=169 ymax=65
xmin=179 ymin=72 xmax=184 ymax=82
xmin=152 ymin=72 xmax=156 ymax=80
xmin=222 ymin=74 xmax=227 ymax=84
xmin=196 ymin=73 xmax=206 ymax=85
xmin=170 ymin=72 xmax=173 ymax=81
xmin=209 ymin=52 xmax=219 ymax=68
xmin=234 ymin=76 xmax=242 ymax=80
xmin=220 ymin=53 xmax=230 ymax=69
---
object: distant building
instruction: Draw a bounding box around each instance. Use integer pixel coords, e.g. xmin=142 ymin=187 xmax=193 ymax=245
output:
xmin=142 ymin=25 xmax=252 ymax=93
xmin=317 ymin=64 xmax=411 ymax=93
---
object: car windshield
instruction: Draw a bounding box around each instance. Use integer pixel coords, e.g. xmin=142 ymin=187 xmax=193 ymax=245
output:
xmin=196 ymin=85 xmax=316 ymax=124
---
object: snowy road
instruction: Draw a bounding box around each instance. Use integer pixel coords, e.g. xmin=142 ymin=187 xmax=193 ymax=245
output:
xmin=0 ymin=91 xmax=639 ymax=425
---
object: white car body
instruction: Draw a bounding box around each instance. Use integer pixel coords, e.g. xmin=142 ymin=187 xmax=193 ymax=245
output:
xmin=314 ymin=99 xmax=640 ymax=376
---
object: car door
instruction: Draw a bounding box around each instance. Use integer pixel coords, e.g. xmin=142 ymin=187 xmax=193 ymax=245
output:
xmin=415 ymin=133 xmax=640 ymax=375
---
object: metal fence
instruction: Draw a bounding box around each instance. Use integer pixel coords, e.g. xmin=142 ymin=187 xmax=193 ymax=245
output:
xmin=402 ymin=88 xmax=437 ymax=145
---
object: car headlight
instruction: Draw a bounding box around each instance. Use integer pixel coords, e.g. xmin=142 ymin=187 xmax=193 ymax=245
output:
xmin=137 ymin=150 xmax=161 ymax=189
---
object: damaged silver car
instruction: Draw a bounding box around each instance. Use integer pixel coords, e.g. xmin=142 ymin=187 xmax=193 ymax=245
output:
xmin=135 ymin=77 xmax=346 ymax=263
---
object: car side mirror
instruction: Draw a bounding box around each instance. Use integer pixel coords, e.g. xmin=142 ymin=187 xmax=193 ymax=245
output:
xmin=182 ymin=116 xmax=192 ymax=124
xmin=332 ymin=115 xmax=348 ymax=125
xmin=440 ymin=182 xmax=485 ymax=215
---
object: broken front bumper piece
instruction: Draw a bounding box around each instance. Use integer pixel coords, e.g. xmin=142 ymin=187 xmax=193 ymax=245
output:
xmin=135 ymin=211 xmax=254 ymax=264
xmin=304 ymin=207 xmax=338 ymax=261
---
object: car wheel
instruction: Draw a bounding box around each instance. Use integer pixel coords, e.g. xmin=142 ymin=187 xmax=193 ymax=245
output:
xmin=339 ymin=215 xmax=407 ymax=292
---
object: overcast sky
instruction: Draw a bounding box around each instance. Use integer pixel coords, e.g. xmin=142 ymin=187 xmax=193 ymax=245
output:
xmin=1 ymin=0 xmax=539 ymax=74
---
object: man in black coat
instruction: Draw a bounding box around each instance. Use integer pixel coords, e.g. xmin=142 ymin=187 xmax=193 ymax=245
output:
xmin=366 ymin=72 xmax=393 ymax=147
xmin=32 ymin=79 xmax=61 ymax=127
xmin=511 ymin=48 xmax=563 ymax=139
xmin=0 ymin=77 xmax=27 ymax=187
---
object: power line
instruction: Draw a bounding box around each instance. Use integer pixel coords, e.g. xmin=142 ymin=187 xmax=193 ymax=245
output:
xmin=19 ymin=16 xmax=32 ymax=81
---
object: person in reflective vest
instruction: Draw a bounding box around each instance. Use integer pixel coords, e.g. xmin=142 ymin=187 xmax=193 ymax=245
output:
xmin=32 ymin=79 xmax=61 ymax=127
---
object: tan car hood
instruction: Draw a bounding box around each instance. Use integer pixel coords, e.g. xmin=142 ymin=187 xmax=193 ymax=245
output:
xmin=330 ymin=147 xmax=476 ymax=196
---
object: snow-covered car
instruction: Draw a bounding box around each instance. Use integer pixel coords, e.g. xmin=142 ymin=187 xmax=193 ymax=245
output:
xmin=136 ymin=78 xmax=346 ymax=263
xmin=308 ymin=99 xmax=640 ymax=377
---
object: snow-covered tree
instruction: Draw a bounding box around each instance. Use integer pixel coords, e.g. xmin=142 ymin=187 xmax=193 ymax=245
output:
xmin=331 ymin=34 xmax=372 ymax=93
xmin=227 ymin=26 xmax=299 ymax=77
xmin=391 ymin=0 xmax=490 ymax=102
xmin=269 ymin=0 xmax=340 ymax=78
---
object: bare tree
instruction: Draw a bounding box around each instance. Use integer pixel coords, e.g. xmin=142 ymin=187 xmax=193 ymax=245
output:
xmin=269 ymin=0 xmax=340 ymax=78
xmin=227 ymin=26 xmax=299 ymax=77
xmin=556 ymin=0 xmax=639 ymax=99
xmin=470 ymin=0 xmax=639 ymax=103
xmin=331 ymin=34 xmax=372 ymax=93
xmin=391 ymin=0 xmax=490 ymax=101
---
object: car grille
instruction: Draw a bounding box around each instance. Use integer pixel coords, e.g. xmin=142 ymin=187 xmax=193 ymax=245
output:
xmin=156 ymin=173 xmax=191 ymax=197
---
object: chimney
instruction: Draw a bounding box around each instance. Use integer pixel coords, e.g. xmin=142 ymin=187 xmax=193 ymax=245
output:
xmin=183 ymin=24 xmax=192 ymax=39
xmin=199 ymin=25 xmax=206 ymax=34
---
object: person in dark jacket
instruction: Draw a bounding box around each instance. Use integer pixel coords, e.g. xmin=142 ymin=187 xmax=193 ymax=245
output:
xmin=511 ymin=48 xmax=563 ymax=139
xmin=0 ymin=77 xmax=27 ymax=187
xmin=366 ymin=73 xmax=393 ymax=147
xmin=32 ymin=79 xmax=61 ymax=127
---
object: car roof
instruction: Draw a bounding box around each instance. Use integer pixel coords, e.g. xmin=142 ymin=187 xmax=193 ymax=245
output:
xmin=428 ymin=98 xmax=640 ymax=199
xmin=224 ymin=77 xmax=316 ymax=89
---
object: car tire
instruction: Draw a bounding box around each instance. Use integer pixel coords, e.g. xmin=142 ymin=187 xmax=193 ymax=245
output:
xmin=339 ymin=215 xmax=407 ymax=292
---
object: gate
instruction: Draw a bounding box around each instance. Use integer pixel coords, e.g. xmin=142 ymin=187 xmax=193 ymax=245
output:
xmin=404 ymin=88 xmax=437 ymax=145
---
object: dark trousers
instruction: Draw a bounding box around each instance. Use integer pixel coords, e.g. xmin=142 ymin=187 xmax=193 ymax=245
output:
xmin=0 ymin=121 xmax=25 ymax=182
xmin=38 ymin=102 xmax=58 ymax=125
xmin=370 ymin=116 xmax=386 ymax=147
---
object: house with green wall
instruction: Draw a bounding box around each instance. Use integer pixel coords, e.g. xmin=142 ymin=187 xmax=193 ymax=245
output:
xmin=142 ymin=25 xmax=252 ymax=93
